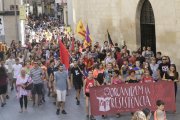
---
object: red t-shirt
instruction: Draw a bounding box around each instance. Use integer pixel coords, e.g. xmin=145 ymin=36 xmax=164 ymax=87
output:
xmin=141 ymin=76 xmax=154 ymax=83
xmin=85 ymin=78 xmax=95 ymax=93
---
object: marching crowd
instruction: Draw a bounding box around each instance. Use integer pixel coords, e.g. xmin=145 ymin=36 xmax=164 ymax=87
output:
xmin=0 ymin=15 xmax=179 ymax=120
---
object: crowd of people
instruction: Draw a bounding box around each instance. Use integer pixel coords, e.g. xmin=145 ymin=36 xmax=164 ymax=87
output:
xmin=0 ymin=14 xmax=179 ymax=120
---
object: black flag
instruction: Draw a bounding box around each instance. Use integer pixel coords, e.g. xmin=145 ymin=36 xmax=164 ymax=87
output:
xmin=107 ymin=30 xmax=114 ymax=46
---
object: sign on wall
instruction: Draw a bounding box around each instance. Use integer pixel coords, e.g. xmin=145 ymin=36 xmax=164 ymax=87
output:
xmin=19 ymin=5 xmax=26 ymax=20
xmin=90 ymin=81 xmax=176 ymax=116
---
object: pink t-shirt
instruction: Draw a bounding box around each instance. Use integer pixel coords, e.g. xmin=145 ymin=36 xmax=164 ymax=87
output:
xmin=16 ymin=75 xmax=31 ymax=98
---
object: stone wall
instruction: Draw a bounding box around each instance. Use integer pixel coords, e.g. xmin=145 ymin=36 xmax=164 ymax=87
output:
xmin=72 ymin=0 xmax=180 ymax=71
xmin=3 ymin=16 xmax=17 ymax=45
xmin=4 ymin=0 xmax=20 ymax=11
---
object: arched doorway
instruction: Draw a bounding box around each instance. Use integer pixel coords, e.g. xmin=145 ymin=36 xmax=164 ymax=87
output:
xmin=136 ymin=0 xmax=156 ymax=53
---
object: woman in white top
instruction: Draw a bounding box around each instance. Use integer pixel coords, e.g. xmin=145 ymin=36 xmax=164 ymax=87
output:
xmin=16 ymin=68 xmax=31 ymax=113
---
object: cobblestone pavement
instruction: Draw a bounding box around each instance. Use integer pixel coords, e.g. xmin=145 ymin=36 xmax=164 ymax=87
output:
xmin=0 ymin=87 xmax=180 ymax=120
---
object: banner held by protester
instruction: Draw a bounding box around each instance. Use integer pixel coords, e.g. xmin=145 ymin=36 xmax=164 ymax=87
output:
xmin=90 ymin=81 xmax=176 ymax=116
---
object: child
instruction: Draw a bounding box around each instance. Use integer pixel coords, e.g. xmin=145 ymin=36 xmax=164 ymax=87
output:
xmin=154 ymin=100 xmax=167 ymax=120
xmin=141 ymin=69 xmax=154 ymax=83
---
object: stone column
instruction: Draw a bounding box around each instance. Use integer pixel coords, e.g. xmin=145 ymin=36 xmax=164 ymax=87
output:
xmin=63 ymin=5 xmax=67 ymax=25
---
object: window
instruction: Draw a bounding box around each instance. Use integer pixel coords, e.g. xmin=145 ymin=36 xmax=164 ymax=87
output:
xmin=10 ymin=5 xmax=19 ymax=11
xmin=140 ymin=0 xmax=155 ymax=24
xmin=140 ymin=0 xmax=156 ymax=53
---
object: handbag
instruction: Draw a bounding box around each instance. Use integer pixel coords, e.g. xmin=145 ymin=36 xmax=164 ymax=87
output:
xmin=24 ymin=82 xmax=33 ymax=90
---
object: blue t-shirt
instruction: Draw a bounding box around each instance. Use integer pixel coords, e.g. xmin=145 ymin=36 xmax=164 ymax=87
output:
xmin=54 ymin=71 xmax=68 ymax=91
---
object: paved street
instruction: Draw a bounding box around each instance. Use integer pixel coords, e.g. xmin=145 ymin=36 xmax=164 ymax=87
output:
xmin=0 ymin=87 xmax=180 ymax=120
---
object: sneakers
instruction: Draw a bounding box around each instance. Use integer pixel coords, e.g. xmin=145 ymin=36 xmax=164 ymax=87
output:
xmin=116 ymin=113 xmax=121 ymax=118
xmin=38 ymin=101 xmax=43 ymax=106
xmin=90 ymin=115 xmax=96 ymax=120
xmin=62 ymin=110 xmax=67 ymax=114
xmin=56 ymin=109 xmax=60 ymax=115
xmin=75 ymin=97 xmax=80 ymax=105
xmin=11 ymin=87 xmax=14 ymax=91
xmin=87 ymin=115 xmax=95 ymax=120
xmin=42 ymin=98 xmax=46 ymax=103
xmin=102 ymin=115 xmax=106 ymax=119
xmin=1 ymin=103 xmax=6 ymax=107
xmin=56 ymin=109 xmax=67 ymax=115
xmin=6 ymin=95 xmax=9 ymax=99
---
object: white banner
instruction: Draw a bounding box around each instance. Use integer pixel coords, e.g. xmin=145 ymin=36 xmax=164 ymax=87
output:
xmin=0 ymin=16 xmax=5 ymax=36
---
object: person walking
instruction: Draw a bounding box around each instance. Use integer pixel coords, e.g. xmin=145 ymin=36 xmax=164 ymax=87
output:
xmin=16 ymin=68 xmax=32 ymax=113
xmin=54 ymin=64 xmax=69 ymax=115
xmin=0 ymin=62 xmax=8 ymax=107
xmin=71 ymin=61 xmax=83 ymax=105
xmin=83 ymin=71 xmax=98 ymax=120
xmin=12 ymin=58 xmax=22 ymax=91
xmin=5 ymin=55 xmax=15 ymax=92
xmin=30 ymin=61 xmax=43 ymax=106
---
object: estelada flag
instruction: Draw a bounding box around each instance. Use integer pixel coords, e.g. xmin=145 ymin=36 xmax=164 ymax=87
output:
xmin=59 ymin=39 xmax=70 ymax=70
xmin=76 ymin=20 xmax=86 ymax=39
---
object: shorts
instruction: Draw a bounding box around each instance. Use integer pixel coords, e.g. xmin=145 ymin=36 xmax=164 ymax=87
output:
xmin=0 ymin=85 xmax=7 ymax=95
xmin=74 ymin=81 xmax=83 ymax=90
xmin=56 ymin=90 xmax=66 ymax=102
xmin=7 ymin=73 xmax=13 ymax=81
xmin=85 ymin=93 xmax=90 ymax=97
xmin=32 ymin=83 xmax=43 ymax=95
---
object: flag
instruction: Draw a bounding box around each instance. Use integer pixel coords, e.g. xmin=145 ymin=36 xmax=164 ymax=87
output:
xmin=66 ymin=26 xmax=71 ymax=34
xmin=76 ymin=20 xmax=86 ymax=39
xmin=83 ymin=25 xmax=93 ymax=48
xmin=85 ymin=25 xmax=91 ymax=43
xmin=83 ymin=40 xmax=91 ymax=48
xmin=71 ymin=36 xmax=75 ymax=51
xmin=107 ymin=30 xmax=114 ymax=46
xmin=59 ymin=39 xmax=70 ymax=70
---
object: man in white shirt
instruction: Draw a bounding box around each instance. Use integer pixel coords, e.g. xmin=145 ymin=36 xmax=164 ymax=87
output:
xmin=5 ymin=55 xmax=15 ymax=91
xmin=12 ymin=58 xmax=22 ymax=91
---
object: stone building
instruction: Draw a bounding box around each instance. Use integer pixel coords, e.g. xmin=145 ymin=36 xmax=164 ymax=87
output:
xmin=0 ymin=0 xmax=21 ymax=45
xmin=71 ymin=0 xmax=180 ymax=70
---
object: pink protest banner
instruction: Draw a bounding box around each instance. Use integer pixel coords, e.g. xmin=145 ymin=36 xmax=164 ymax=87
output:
xmin=90 ymin=81 xmax=176 ymax=116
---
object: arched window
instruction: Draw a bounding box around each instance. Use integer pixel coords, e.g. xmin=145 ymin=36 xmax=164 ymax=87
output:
xmin=140 ymin=0 xmax=156 ymax=53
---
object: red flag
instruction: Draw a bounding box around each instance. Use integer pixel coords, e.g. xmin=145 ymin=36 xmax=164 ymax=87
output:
xmin=71 ymin=37 xmax=75 ymax=51
xmin=59 ymin=39 xmax=70 ymax=70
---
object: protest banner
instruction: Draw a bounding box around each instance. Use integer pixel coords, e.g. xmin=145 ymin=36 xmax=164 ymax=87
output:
xmin=89 ymin=81 xmax=176 ymax=116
